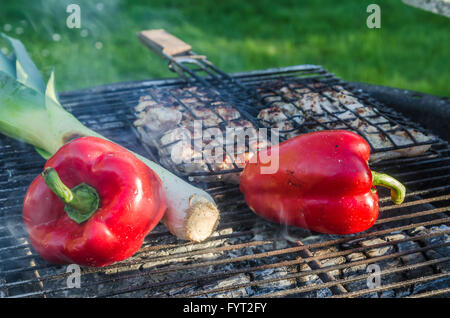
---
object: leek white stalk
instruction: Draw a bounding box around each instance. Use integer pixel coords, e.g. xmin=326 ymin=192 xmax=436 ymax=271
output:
xmin=0 ymin=34 xmax=219 ymax=242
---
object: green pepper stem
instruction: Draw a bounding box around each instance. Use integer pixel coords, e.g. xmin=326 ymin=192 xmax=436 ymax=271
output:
xmin=42 ymin=167 xmax=74 ymax=203
xmin=42 ymin=167 xmax=100 ymax=224
xmin=371 ymin=170 xmax=406 ymax=205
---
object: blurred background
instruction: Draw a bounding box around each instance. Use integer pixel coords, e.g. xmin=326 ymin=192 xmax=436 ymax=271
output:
xmin=0 ymin=0 xmax=448 ymax=96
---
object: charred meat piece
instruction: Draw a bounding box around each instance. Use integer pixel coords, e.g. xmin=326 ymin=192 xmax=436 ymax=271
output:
xmin=293 ymin=92 xmax=341 ymax=114
xmin=257 ymin=101 xmax=304 ymax=139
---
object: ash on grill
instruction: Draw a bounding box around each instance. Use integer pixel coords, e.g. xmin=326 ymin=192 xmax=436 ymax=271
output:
xmin=0 ymin=66 xmax=449 ymax=298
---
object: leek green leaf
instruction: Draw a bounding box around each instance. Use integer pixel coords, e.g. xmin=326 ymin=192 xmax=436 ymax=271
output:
xmin=1 ymin=33 xmax=45 ymax=94
xmin=34 ymin=146 xmax=52 ymax=159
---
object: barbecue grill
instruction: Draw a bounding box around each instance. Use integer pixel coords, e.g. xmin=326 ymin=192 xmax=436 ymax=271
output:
xmin=0 ymin=31 xmax=449 ymax=298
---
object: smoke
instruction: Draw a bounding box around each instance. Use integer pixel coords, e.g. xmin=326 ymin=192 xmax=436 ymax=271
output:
xmin=1 ymin=0 xmax=126 ymax=91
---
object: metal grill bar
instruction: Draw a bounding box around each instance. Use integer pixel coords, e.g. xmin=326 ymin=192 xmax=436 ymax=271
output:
xmin=295 ymin=241 xmax=349 ymax=295
xmin=0 ymin=187 xmax=447 ymax=265
xmin=167 ymin=243 xmax=450 ymax=298
xmin=331 ymin=272 xmax=450 ymax=298
xmin=11 ymin=234 xmax=449 ymax=298
xmin=405 ymin=287 xmax=450 ymax=298
xmin=3 ymin=216 xmax=448 ymax=297
xmin=257 ymin=258 xmax=449 ymax=298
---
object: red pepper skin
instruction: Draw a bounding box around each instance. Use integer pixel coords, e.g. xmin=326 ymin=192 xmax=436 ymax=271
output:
xmin=240 ymin=130 xmax=380 ymax=235
xmin=22 ymin=137 xmax=166 ymax=267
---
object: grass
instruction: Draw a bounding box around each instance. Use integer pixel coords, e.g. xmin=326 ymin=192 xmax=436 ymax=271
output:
xmin=0 ymin=0 xmax=448 ymax=96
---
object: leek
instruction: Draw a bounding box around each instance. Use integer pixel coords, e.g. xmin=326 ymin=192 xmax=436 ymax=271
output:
xmin=0 ymin=34 xmax=219 ymax=242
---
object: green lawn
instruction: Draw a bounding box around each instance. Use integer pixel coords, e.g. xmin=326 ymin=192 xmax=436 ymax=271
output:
xmin=1 ymin=0 xmax=448 ymax=96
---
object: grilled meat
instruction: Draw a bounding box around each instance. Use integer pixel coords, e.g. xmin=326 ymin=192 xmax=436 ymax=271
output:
xmin=134 ymin=87 xmax=270 ymax=183
xmin=134 ymin=106 xmax=182 ymax=131
xmin=256 ymin=83 xmax=434 ymax=162
xmin=134 ymin=82 xmax=434 ymax=184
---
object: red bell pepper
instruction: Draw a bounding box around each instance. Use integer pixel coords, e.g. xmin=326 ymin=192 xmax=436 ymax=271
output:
xmin=240 ymin=130 xmax=406 ymax=234
xmin=22 ymin=137 xmax=166 ymax=267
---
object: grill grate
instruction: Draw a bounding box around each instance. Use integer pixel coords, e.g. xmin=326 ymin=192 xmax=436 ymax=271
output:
xmin=132 ymin=65 xmax=437 ymax=183
xmin=0 ymin=66 xmax=449 ymax=298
